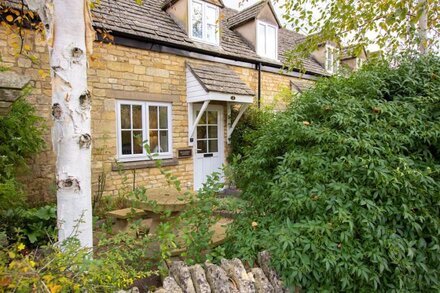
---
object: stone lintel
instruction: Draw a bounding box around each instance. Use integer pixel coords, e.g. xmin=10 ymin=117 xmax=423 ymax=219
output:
xmin=106 ymin=89 xmax=179 ymax=103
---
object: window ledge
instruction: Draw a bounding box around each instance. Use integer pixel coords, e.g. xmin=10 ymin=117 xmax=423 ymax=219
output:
xmin=112 ymin=158 xmax=179 ymax=171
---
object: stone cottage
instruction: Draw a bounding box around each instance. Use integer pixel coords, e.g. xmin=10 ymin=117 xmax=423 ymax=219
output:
xmin=0 ymin=0 xmax=366 ymax=201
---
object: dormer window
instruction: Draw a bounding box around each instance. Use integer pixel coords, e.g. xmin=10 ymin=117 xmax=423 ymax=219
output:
xmin=256 ymin=21 xmax=278 ymax=60
xmin=325 ymin=45 xmax=339 ymax=73
xmin=190 ymin=0 xmax=219 ymax=45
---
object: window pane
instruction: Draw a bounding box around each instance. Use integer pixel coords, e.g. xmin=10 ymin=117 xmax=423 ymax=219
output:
xmin=206 ymin=6 xmax=216 ymax=25
xmin=208 ymin=139 xmax=218 ymax=153
xmin=149 ymin=106 xmax=158 ymax=129
xmin=197 ymin=140 xmax=207 ymax=153
xmin=149 ymin=130 xmax=158 ymax=153
xmin=208 ymin=126 xmax=218 ymax=138
xmin=192 ymin=1 xmax=202 ymax=38
xmin=196 ymin=111 xmax=207 ymax=124
xmin=133 ymin=131 xmax=143 ymax=154
xmin=257 ymin=23 xmax=266 ymax=56
xmin=267 ymin=26 xmax=276 ymax=59
xmin=132 ymin=105 xmax=142 ymax=129
xmin=121 ymin=130 xmax=132 ymax=155
xmin=159 ymin=106 xmax=168 ymax=129
xmin=197 ymin=125 xmax=207 ymax=139
xmin=206 ymin=6 xmax=217 ymax=43
xmin=120 ymin=105 xmax=131 ymax=129
xmin=207 ymin=111 xmax=217 ymax=124
xmin=159 ymin=130 xmax=169 ymax=152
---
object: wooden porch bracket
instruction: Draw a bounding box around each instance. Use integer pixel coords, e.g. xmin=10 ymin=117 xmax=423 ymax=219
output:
xmin=227 ymin=103 xmax=249 ymax=144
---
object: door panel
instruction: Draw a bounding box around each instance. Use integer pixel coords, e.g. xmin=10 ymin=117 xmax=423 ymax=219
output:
xmin=193 ymin=105 xmax=224 ymax=190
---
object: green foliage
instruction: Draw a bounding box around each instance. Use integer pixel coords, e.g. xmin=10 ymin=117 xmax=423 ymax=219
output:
xmin=229 ymin=106 xmax=274 ymax=162
xmin=0 ymin=98 xmax=45 ymax=210
xmin=1 ymin=239 xmax=151 ymax=292
xmin=0 ymin=205 xmax=57 ymax=247
xmin=226 ymin=54 xmax=440 ymax=291
xmin=279 ymin=0 xmax=439 ymax=69
xmin=0 ymin=97 xmax=48 ymax=247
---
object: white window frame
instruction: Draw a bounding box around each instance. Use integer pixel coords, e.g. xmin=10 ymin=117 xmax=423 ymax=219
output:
xmin=188 ymin=0 xmax=220 ymax=46
xmin=256 ymin=20 xmax=278 ymax=60
xmin=116 ymin=100 xmax=173 ymax=161
xmin=325 ymin=45 xmax=339 ymax=74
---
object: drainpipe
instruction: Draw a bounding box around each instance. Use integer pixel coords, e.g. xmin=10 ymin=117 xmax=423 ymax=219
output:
xmin=257 ymin=62 xmax=262 ymax=108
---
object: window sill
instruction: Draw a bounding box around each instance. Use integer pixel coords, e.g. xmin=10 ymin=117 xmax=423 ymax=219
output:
xmin=111 ymin=158 xmax=179 ymax=171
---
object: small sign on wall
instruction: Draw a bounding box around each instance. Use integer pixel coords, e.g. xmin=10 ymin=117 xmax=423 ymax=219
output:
xmin=177 ymin=148 xmax=192 ymax=159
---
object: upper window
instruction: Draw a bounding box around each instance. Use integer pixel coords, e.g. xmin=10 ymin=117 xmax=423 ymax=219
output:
xmin=325 ymin=45 xmax=339 ymax=73
xmin=190 ymin=0 xmax=219 ymax=45
xmin=116 ymin=101 xmax=172 ymax=161
xmin=256 ymin=21 xmax=278 ymax=60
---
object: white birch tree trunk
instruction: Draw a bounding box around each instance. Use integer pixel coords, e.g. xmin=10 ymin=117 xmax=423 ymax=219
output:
xmin=418 ymin=0 xmax=428 ymax=54
xmin=26 ymin=0 xmax=95 ymax=248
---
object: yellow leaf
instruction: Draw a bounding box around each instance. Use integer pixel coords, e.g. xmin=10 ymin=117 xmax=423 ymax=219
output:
xmin=8 ymin=251 xmax=15 ymax=259
xmin=6 ymin=15 xmax=13 ymax=22
xmin=17 ymin=243 xmax=25 ymax=251
xmin=23 ymin=44 xmax=31 ymax=51
xmin=49 ymin=284 xmax=62 ymax=293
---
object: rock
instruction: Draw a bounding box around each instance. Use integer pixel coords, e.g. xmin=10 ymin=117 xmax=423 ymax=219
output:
xmin=205 ymin=262 xmax=233 ymax=293
xmin=153 ymin=289 xmax=167 ymax=293
xmin=189 ymin=264 xmax=211 ymax=293
xmin=257 ymin=251 xmax=286 ymax=293
xmin=163 ymin=276 xmax=183 ymax=293
xmin=170 ymin=261 xmax=196 ymax=293
xmin=220 ymin=259 xmax=255 ymax=293
xmin=251 ymin=268 xmax=274 ymax=293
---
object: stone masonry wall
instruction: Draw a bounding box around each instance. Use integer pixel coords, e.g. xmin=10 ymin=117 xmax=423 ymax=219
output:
xmin=0 ymin=27 xmax=316 ymax=202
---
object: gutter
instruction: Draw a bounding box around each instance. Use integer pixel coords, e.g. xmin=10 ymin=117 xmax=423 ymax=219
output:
xmin=256 ymin=62 xmax=262 ymax=108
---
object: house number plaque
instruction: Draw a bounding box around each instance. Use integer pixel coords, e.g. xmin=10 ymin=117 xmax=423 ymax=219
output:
xmin=178 ymin=148 xmax=192 ymax=158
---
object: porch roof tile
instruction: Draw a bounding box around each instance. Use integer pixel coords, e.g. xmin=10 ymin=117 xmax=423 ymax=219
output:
xmin=187 ymin=62 xmax=255 ymax=96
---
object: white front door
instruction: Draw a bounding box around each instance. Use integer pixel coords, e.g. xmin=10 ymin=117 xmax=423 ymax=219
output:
xmin=193 ymin=104 xmax=224 ymax=190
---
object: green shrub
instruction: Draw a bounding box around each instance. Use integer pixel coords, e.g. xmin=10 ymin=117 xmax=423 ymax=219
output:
xmin=0 ymin=97 xmax=48 ymax=246
xmin=225 ymin=54 xmax=440 ymax=291
xmin=0 ymin=205 xmax=57 ymax=246
xmin=0 ymin=97 xmax=45 ymax=209
xmin=1 ymin=239 xmax=152 ymax=292
xmin=228 ymin=106 xmax=274 ymax=162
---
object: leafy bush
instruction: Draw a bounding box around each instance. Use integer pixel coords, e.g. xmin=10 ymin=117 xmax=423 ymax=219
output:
xmin=0 ymin=205 xmax=57 ymax=246
xmin=0 ymin=239 xmax=151 ymax=292
xmin=228 ymin=106 xmax=274 ymax=162
xmin=0 ymin=97 xmax=48 ymax=246
xmin=0 ymin=97 xmax=45 ymax=209
xmin=225 ymin=54 xmax=440 ymax=291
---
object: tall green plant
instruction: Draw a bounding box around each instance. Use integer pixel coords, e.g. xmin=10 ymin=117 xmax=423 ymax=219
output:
xmin=0 ymin=98 xmax=45 ymax=210
xmin=226 ymin=54 xmax=440 ymax=291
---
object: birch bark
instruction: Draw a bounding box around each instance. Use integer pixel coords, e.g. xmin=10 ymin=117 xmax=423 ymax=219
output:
xmin=25 ymin=0 xmax=95 ymax=248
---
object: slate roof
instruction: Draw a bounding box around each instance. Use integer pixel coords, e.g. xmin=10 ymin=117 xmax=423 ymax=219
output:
xmin=2 ymin=0 xmax=328 ymax=76
xmin=227 ymin=1 xmax=268 ymax=29
xmin=91 ymin=0 xmax=328 ymax=75
xmin=290 ymin=80 xmax=312 ymax=93
xmin=187 ymin=62 xmax=255 ymax=96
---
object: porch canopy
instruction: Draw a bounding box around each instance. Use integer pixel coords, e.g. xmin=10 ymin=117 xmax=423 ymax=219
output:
xmin=186 ymin=62 xmax=255 ymax=144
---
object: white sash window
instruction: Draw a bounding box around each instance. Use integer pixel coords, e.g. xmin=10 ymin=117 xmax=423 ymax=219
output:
xmin=190 ymin=0 xmax=219 ymax=45
xmin=116 ymin=101 xmax=173 ymax=161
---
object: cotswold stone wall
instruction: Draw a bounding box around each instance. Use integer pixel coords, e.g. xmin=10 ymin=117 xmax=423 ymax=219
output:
xmin=152 ymin=251 xmax=289 ymax=293
xmin=0 ymin=27 xmax=316 ymax=201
